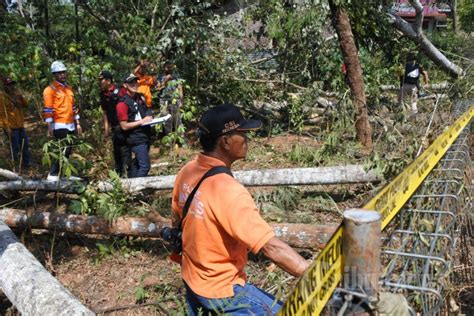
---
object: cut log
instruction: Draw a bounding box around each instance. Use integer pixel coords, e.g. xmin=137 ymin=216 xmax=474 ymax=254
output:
xmin=0 ymin=166 xmax=381 ymax=193
xmin=0 ymin=208 xmax=337 ymax=250
xmin=0 ymin=165 xmax=381 ymax=193
xmin=96 ymin=165 xmax=381 ymax=192
xmin=380 ymin=83 xmax=449 ymax=91
xmin=0 ymin=168 xmax=22 ymax=181
xmin=0 ymin=220 xmax=94 ymax=315
xmin=0 ymin=179 xmax=85 ymax=193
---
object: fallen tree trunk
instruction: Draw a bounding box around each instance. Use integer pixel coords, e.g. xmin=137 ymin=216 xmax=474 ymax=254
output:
xmin=0 ymin=220 xmax=94 ymax=315
xmin=0 ymin=179 xmax=85 ymax=193
xmin=0 ymin=208 xmax=337 ymax=250
xmin=380 ymin=83 xmax=449 ymax=91
xmin=0 ymin=165 xmax=381 ymax=193
xmin=0 ymin=168 xmax=22 ymax=181
xmin=123 ymin=164 xmax=382 ymax=191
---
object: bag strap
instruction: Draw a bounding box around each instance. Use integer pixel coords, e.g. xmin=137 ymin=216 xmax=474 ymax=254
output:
xmin=179 ymin=166 xmax=233 ymax=230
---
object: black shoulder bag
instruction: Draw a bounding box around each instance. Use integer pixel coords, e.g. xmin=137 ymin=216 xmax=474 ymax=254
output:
xmin=161 ymin=166 xmax=233 ymax=253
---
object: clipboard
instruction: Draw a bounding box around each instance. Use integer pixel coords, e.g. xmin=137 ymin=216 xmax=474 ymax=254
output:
xmin=141 ymin=114 xmax=172 ymax=126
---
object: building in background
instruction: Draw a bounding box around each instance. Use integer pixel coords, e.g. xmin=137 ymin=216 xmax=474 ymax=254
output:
xmin=392 ymin=0 xmax=452 ymax=31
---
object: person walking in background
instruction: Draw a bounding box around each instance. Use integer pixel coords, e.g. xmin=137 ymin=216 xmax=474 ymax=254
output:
xmin=116 ymin=74 xmax=153 ymax=178
xmin=172 ymin=104 xmax=309 ymax=315
xmin=43 ymin=61 xmax=82 ymax=181
xmin=157 ymin=60 xmax=183 ymax=135
xmin=0 ymin=76 xmax=30 ymax=170
xmin=98 ymin=70 xmax=130 ymax=177
xmin=398 ymin=53 xmax=429 ymax=116
xmin=133 ymin=60 xmax=156 ymax=109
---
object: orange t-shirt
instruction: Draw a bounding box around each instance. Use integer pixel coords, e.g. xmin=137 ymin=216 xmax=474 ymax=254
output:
xmin=172 ymin=154 xmax=274 ymax=299
xmin=137 ymin=75 xmax=155 ymax=108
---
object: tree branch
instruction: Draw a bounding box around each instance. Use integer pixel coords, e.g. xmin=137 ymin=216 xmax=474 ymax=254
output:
xmin=388 ymin=2 xmax=463 ymax=77
xmin=411 ymin=0 xmax=424 ymax=33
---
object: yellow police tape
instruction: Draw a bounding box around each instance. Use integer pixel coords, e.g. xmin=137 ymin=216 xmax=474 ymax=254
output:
xmin=279 ymin=106 xmax=474 ymax=316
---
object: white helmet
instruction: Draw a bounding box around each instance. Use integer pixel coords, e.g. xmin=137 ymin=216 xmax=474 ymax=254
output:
xmin=51 ymin=61 xmax=67 ymax=73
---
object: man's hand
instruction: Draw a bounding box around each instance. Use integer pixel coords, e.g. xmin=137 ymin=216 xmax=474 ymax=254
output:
xmin=47 ymin=124 xmax=53 ymax=138
xmin=141 ymin=116 xmax=153 ymax=124
xmin=104 ymin=127 xmax=110 ymax=138
xmin=76 ymin=123 xmax=83 ymax=136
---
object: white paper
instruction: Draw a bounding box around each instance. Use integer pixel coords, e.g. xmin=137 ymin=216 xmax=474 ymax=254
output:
xmin=141 ymin=114 xmax=172 ymax=126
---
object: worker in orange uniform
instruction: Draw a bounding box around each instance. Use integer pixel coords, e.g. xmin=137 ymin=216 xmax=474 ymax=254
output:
xmin=172 ymin=104 xmax=309 ymax=315
xmin=43 ymin=61 xmax=82 ymax=181
xmin=0 ymin=76 xmax=30 ymax=169
xmin=133 ymin=60 xmax=156 ymax=108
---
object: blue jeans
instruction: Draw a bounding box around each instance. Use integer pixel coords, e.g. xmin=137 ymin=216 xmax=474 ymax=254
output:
xmin=129 ymin=143 xmax=150 ymax=178
xmin=185 ymin=282 xmax=282 ymax=315
xmin=9 ymin=128 xmax=30 ymax=167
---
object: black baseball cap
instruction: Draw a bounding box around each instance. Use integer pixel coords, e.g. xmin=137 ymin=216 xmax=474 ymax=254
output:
xmin=198 ymin=103 xmax=262 ymax=137
xmin=98 ymin=70 xmax=113 ymax=80
xmin=123 ymin=73 xmax=139 ymax=83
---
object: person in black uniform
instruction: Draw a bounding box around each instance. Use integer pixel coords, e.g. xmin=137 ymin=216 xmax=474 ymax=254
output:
xmin=398 ymin=53 xmax=429 ymax=116
xmin=98 ymin=70 xmax=130 ymax=177
xmin=116 ymin=74 xmax=153 ymax=178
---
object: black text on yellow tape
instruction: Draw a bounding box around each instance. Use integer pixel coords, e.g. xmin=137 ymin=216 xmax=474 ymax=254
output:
xmin=280 ymin=106 xmax=473 ymax=315
xmin=279 ymin=228 xmax=343 ymax=316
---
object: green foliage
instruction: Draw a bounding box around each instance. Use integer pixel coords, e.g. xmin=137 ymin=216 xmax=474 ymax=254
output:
xmin=287 ymin=143 xmax=320 ymax=166
xmin=255 ymin=187 xmax=303 ymax=213
xmin=69 ymin=170 xmax=133 ymax=220
xmin=365 ymin=139 xmax=418 ymax=180
xmin=134 ymin=285 xmax=149 ymax=304
xmin=458 ymin=0 xmax=474 ymax=33
xmin=92 ymin=237 xmax=141 ymax=264
xmin=42 ymin=134 xmax=93 ymax=177
xmin=288 ymin=97 xmax=305 ymax=133
xmin=92 ymin=241 xmax=115 ymax=263
xmin=248 ymin=2 xmax=329 ymax=86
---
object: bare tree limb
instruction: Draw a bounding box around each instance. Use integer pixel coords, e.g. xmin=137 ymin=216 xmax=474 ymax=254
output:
xmin=0 ymin=165 xmax=381 ymax=193
xmin=381 ymin=83 xmax=449 ymax=91
xmin=231 ymin=77 xmax=307 ymax=90
xmin=412 ymin=0 xmax=424 ymax=33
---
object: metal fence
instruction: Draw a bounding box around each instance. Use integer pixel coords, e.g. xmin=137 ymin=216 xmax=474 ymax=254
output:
xmin=381 ymin=100 xmax=473 ymax=315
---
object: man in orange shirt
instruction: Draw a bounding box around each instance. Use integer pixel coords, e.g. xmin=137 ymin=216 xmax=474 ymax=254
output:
xmin=0 ymin=77 xmax=30 ymax=169
xmin=172 ymin=103 xmax=309 ymax=315
xmin=43 ymin=61 xmax=82 ymax=181
xmin=133 ymin=60 xmax=156 ymax=108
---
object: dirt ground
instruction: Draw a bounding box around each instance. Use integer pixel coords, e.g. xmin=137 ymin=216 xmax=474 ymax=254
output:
xmin=0 ymin=97 xmax=472 ymax=315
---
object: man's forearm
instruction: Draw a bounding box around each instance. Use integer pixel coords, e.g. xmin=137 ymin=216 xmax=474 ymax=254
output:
xmin=423 ymin=72 xmax=429 ymax=85
xmin=261 ymin=237 xmax=310 ymax=277
xmin=102 ymin=112 xmax=109 ymax=131
xmin=119 ymin=117 xmax=151 ymax=131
